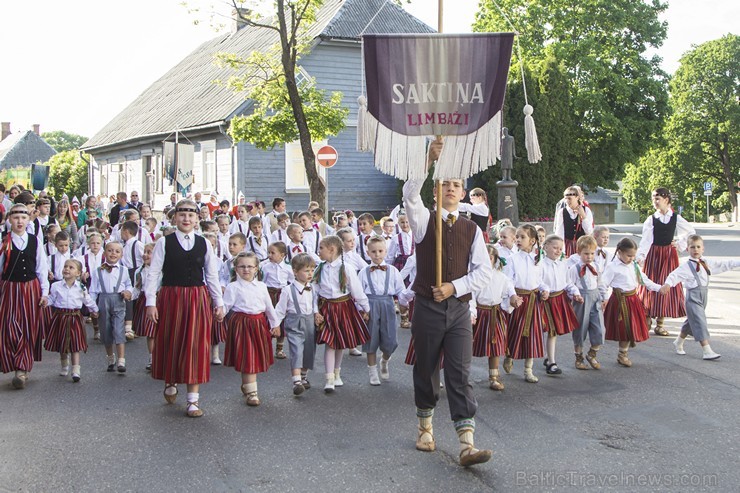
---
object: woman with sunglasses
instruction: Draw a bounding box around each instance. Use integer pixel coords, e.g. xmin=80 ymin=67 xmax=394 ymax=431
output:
xmin=637 ymin=187 xmax=695 ymax=336
xmin=553 ymin=185 xmax=594 ymax=256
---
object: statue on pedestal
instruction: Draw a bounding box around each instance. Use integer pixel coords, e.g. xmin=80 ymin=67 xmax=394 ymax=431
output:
xmin=500 ymin=127 xmax=516 ymax=182
xmin=496 ymin=127 xmax=520 ymax=226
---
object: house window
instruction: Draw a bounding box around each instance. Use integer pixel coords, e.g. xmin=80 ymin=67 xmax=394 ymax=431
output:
xmin=201 ymin=141 xmax=216 ymax=191
xmin=295 ymin=66 xmax=314 ymax=89
xmin=285 ymin=140 xmax=326 ymax=193
xmin=100 ymin=167 xmax=108 ymax=196
xmin=154 ymin=154 xmax=164 ymax=193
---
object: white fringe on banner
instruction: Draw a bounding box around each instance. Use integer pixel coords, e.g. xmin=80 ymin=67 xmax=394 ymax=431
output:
xmin=523 ymin=104 xmax=542 ymax=163
xmin=433 ymin=113 xmax=502 ymax=180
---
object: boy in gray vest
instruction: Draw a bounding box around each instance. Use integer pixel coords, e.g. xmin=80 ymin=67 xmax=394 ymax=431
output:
xmin=402 ymin=139 xmax=494 ymax=467
xmin=275 ymin=253 xmax=318 ymax=395
xmin=661 ymin=234 xmax=740 ymax=360
xmin=90 ymin=242 xmax=133 ymax=373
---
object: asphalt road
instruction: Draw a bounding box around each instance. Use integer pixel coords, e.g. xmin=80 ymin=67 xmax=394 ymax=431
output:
xmin=1 ymin=224 xmax=739 ymax=492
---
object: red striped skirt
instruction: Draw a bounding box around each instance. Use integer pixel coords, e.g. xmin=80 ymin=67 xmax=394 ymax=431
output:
xmin=224 ymin=312 xmax=274 ymax=374
xmin=0 ymin=279 xmax=42 ymax=372
xmin=44 ymin=308 xmax=88 ymax=353
xmin=605 ymin=289 xmax=649 ymax=343
xmin=40 ymin=305 xmax=53 ymax=340
xmin=151 ymin=285 xmax=213 ymax=385
xmin=212 ymin=317 xmax=227 ymax=345
xmin=507 ymin=289 xmax=545 ymax=359
xmin=268 ymin=287 xmax=285 ymax=338
xmin=133 ymin=295 xmax=156 ymax=338
xmin=564 ymin=238 xmax=578 ymax=257
xmin=472 ymin=304 xmax=507 ymax=358
xmin=542 ymin=291 xmax=579 ymax=336
xmin=316 ymin=296 xmax=370 ymax=349
xmin=639 ymin=244 xmax=685 ymax=318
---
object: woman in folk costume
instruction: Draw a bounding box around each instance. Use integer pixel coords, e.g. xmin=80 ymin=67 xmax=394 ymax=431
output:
xmin=0 ymin=204 xmax=50 ymax=389
xmin=458 ymin=187 xmax=492 ymax=243
xmin=145 ymin=200 xmax=225 ymax=418
xmin=637 ymin=187 xmax=695 ymax=336
xmin=553 ymin=186 xmax=594 ymax=257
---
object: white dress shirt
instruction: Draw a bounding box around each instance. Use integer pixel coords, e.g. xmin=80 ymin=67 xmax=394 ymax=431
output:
xmin=601 ymin=258 xmax=661 ymax=292
xmin=0 ymin=232 xmax=49 ymax=296
xmin=49 ymin=280 xmax=98 ymax=312
xmin=247 ymin=234 xmax=271 ymax=260
xmin=222 ymin=278 xmax=281 ymax=328
xmin=287 ymin=241 xmax=320 ymax=263
xmin=144 ymin=229 xmax=224 ymax=308
xmin=540 ymin=257 xmax=580 ymax=297
xmin=121 ymin=237 xmax=144 ymax=270
xmin=76 ymin=250 xmax=103 ymax=277
xmin=359 ymin=262 xmax=405 ymax=297
xmin=508 ymin=250 xmax=544 ymax=291
xmin=402 ymin=178 xmax=493 ymax=299
xmin=355 ymin=232 xmax=373 ymax=264
xmin=275 ymin=281 xmax=317 ymax=319
xmin=474 ymin=269 xmax=516 ymax=314
xmin=89 ymin=262 xmax=133 ymax=298
xmin=399 ymin=253 xmax=417 ymax=284
xmin=270 ymin=228 xmax=288 ymax=245
xmin=260 ymin=259 xmax=295 ymax=288
xmin=458 ymin=202 xmax=490 ymax=217
xmin=385 ymin=230 xmax=414 ymax=264
xmin=229 ymin=219 xmax=250 ymax=236
xmin=664 ymin=257 xmax=740 ymax=289
xmin=637 ymin=210 xmax=695 ymax=260
xmin=49 ymin=251 xmax=71 ymax=282
xmin=313 ymin=257 xmax=370 ymax=312
xmin=302 ymin=229 xmax=321 ymax=256
xmin=567 ymin=261 xmax=608 ymax=301
xmin=342 ymin=250 xmax=367 ymax=273
xmin=553 ymin=205 xmax=595 ymax=239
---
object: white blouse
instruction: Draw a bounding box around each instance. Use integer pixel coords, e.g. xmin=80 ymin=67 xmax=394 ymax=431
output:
xmin=260 ymin=259 xmax=295 ymax=288
xmin=474 ymin=269 xmax=516 ymax=313
xmin=385 ymin=230 xmax=414 ymax=263
xmin=637 ymin=210 xmax=695 ymax=260
xmin=313 ymin=257 xmax=370 ymax=313
xmin=342 ymin=250 xmax=367 ymax=273
xmin=540 ymin=257 xmax=580 ymax=297
xmin=553 ymin=205 xmax=595 ymax=238
xmin=49 ymin=280 xmax=97 ymax=312
xmin=222 ymin=278 xmax=280 ymax=328
xmin=601 ymin=258 xmax=661 ymax=292
xmin=508 ymin=250 xmax=544 ymax=291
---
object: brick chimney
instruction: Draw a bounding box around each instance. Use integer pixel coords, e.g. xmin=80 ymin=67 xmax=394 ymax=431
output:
xmin=1 ymin=122 xmax=10 ymax=141
xmin=232 ymin=7 xmax=251 ymax=34
xmin=32 ymin=124 xmax=40 ymax=135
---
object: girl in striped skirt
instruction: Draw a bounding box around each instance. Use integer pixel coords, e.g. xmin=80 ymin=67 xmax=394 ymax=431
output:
xmin=223 ymin=252 xmax=282 ymax=406
xmin=44 ymin=259 xmax=98 ymax=382
xmin=602 ymin=238 xmax=662 ymax=367
xmin=539 ymin=235 xmax=583 ymax=376
xmin=504 ymin=224 xmax=546 ymax=383
xmin=260 ymin=241 xmax=294 ymax=360
xmin=0 ymin=204 xmax=50 ymax=389
xmin=472 ymin=245 xmax=516 ymax=391
xmin=132 ymin=243 xmax=156 ymax=371
xmin=313 ymin=235 xmax=370 ymax=392
xmin=145 ymin=200 xmax=225 ymax=418
xmin=637 ymin=188 xmax=695 ymax=336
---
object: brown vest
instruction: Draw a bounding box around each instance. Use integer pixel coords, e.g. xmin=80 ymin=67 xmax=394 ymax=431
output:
xmin=412 ymin=211 xmax=477 ymax=303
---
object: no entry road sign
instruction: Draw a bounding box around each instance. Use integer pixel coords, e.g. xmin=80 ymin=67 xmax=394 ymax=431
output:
xmin=317 ymin=145 xmax=338 ymax=168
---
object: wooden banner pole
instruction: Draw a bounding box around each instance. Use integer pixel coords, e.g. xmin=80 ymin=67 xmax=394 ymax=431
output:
xmin=435 ymin=3 xmax=444 ymax=289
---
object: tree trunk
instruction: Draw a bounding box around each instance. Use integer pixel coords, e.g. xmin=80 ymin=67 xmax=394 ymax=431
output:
xmin=720 ymin=136 xmax=737 ymax=222
xmin=277 ymin=1 xmax=326 ymax=207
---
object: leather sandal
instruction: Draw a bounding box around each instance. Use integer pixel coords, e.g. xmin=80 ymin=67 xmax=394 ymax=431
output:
xmin=617 ymin=352 xmax=632 ymax=367
xmin=488 ymin=376 xmax=504 ymax=391
xmin=459 ymin=446 xmax=492 ymax=467
xmin=185 ymin=401 xmax=203 ymax=418
xmin=164 ymin=383 xmax=178 ymax=404
xmin=654 ymin=327 xmax=669 ymax=336
xmin=545 ymin=363 xmax=562 ymax=375
xmin=575 ymin=353 xmax=589 ymax=370
xmin=416 ymin=424 xmax=436 ymax=452
xmin=586 ymin=349 xmax=601 ymax=370
xmin=246 ymin=392 xmax=260 ymax=406
xmin=503 ymin=357 xmax=513 ymax=374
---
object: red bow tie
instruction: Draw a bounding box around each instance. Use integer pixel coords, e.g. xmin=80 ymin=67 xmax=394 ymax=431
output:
xmin=300 ymin=286 xmax=312 ymax=293
xmin=313 ymin=224 xmax=319 ymax=230
xmin=597 ymin=249 xmax=606 ymax=258
xmin=383 ymin=235 xmax=391 ymax=240
xmin=100 ymin=263 xmax=116 ymax=273
xmin=292 ymin=246 xmax=302 ymax=253
xmin=691 ymin=259 xmax=711 ymax=275
xmin=370 ymin=265 xmax=387 ymax=272
xmin=580 ymin=264 xmax=597 ymax=277
xmin=364 ymin=235 xmax=370 ymax=245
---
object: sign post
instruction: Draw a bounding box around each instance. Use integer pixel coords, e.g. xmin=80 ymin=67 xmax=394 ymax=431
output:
xmin=317 ymin=145 xmax=338 ymax=216
xmin=704 ymin=182 xmax=712 ymax=222
xmin=692 ymin=191 xmax=697 ymax=222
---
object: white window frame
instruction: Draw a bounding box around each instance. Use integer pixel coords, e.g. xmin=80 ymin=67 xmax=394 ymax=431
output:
xmin=295 ymin=66 xmax=314 ymax=89
xmin=201 ymin=141 xmax=217 ymax=192
xmin=284 ymin=140 xmax=327 ymax=193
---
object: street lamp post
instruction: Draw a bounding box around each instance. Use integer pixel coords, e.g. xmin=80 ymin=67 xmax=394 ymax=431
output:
xmin=692 ymin=191 xmax=696 ymax=222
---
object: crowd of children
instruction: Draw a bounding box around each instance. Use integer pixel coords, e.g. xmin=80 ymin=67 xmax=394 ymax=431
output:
xmin=1 ymin=186 xmax=738 ymax=433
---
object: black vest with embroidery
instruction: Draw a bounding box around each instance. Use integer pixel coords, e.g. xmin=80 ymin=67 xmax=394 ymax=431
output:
xmin=161 ymin=234 xmax=206 ymax=287
xmin=562 ymin=208 xmax=583 ymax=241
xmin=652 ymin=214 xmax=677 ymax=246
xmin=2 ymin=235 xmax=38 ymax=282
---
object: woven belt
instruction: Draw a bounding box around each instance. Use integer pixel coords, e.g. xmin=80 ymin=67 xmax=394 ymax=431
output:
xmin=319 ymin=295 xmax=351 ymax=304
xmin=515 ymin=288 xmax=538 ymax=337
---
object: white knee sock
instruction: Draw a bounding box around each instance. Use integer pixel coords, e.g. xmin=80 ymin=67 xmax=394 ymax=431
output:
xmin=547 ymin=335 xmax=557 ymax=363
xmin=324 ymin=348 xmax=336 ymax=374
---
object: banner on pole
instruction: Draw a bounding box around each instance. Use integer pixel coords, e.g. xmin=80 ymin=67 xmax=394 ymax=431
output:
xmin=163 ymin=141 xmax=176 ymax=184
xmin=176 ymin=143 xmax=194 ymax=194
xmin=358 ymin=33 xmax=515 ymax=180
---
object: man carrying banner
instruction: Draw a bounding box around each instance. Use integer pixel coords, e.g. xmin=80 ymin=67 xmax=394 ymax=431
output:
xmin=403 ymin=138 xmax=493 ymax=467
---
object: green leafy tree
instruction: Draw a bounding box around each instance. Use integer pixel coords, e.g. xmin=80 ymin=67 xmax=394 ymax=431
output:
xmin=41 ymin=130 xmax=88 ymax=152
xmin=667 ymin=34 xmax=739 ymax=220
xmin=470 ymin=54 xmax=579 ymax=220
xmin=215 ymin=1 xmax=349 ymax=207
xmin=46 ymin=150 xmax=89 ymax=199
xmin=474 ymin=0 xmax=670 ymax=185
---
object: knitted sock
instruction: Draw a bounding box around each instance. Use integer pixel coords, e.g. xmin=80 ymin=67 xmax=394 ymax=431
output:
xmin=416 ymin=408 xmax=434 ymax=445
xmin=71 ymin=365 xmax=81 ymax=376
xmin=546 ymin=335 xmax=557 ymax=363
xmin=702 ymin=345 xmax=715 ymax=356
xmin=244 ymin=382 xmax=258 ymax=394
xmin=165 ymin=384 xmax=177 ymax=396
xmin=454 ymin=419 xmax=476 ymax=453
xmin=292 ymin=375 xmax=301 ymax=384
xmin=674 ymin=335 xmax=685 ymax=350
xmin=488 ymin=368 xmax=499 ymax=378
xmin=107 ymin=354 xmax=115 ymax=366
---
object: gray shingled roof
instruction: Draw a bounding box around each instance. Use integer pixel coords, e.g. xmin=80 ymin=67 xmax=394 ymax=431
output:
xmin=82 ymin=0 xmax=435 ymax=152
xmin=584 ymin=186 xmax=618 ymax=205
xmin=0 ymin=131 xmax=57 ymax=170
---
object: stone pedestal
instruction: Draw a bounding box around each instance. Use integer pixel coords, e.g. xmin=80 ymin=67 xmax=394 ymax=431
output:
xmin=496 ymin=180 xmax=520 ymax=226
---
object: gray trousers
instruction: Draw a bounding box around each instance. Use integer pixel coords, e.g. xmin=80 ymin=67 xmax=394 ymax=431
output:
xmin=572 ymin=288 xmax=605 ymax=347
xmin=98 ymin=293 xmax=126 ymax=346
xmin=411 ymin=295 xmax=477 ymax=422
xmin=285 ymin=313 xmax=316 ymax=370
xmin=681 ymin=286 xmax=710 ymax=342
xmin=362 ymin=294 xmax=398 ymax=355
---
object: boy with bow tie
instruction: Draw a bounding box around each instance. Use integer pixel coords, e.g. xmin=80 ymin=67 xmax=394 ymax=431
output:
xmin=359 ymin=236 xmax=405 ymax=386
xmin=661 ymin=235 xmax=740 ymax=360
